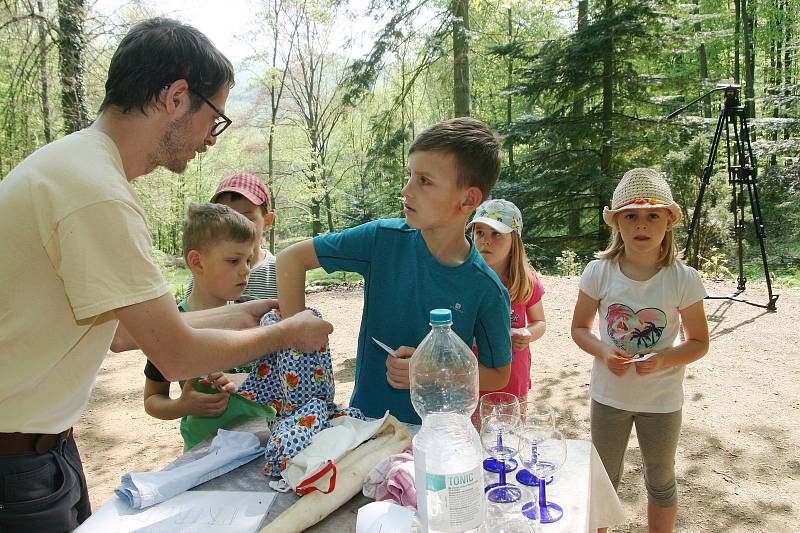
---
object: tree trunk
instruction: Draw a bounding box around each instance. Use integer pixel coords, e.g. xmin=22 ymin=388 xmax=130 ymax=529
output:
xmin=506 ymin=6 xmax=514 ymax=178
xmin=598 ymin=0 xmax=614 ymax=244
xmin=324 ymin=192 xmax=334 ymax=233
xmin=734 ymin=0 xmax=741 ymax=83
xmin=58 ymin=0 xmax=89 ymax=134
xmin=784 ymin=0 xmax=792 ymax=144
xmin=694 ymin=1 xmax=711 ymax=118
xmin=311 ymin=198 xmax=323 ymax=236
xmin=267 ymin=124 xmax=276 ymax=253
xmin=452 ymin=0 xmax=471 ymax=117
xmin=568 ymin=0 xmax=588 ymax=238
xmin=742 ymin=0 xmax=756 ymax=119
xmin=37 ymin=0 xmax=52 ymax=143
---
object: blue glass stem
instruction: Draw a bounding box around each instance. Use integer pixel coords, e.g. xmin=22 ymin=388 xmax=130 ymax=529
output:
xmin=497 ymin=432 xmax=508 ymax=485
xmin=538 ymin=477 xmax=547 ymax=507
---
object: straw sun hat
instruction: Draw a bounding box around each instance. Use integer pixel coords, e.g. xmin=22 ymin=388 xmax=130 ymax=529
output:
xmin=602 ymin=168 xmax=682 ymax=229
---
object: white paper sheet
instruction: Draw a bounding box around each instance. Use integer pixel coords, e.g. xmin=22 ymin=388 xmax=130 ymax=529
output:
xmin=356 ymin=501 xmax=416 ymax=533
xmin=621 ymin=352 xmax=657 ymax=364
xmin=75 ymin=491 xmax=275 ymax=533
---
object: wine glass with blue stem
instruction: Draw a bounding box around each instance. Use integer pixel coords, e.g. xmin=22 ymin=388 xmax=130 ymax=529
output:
xmin=516 ymin=403 xmax=555 ymax=487
xmin=479 ymin=413 xmax=521 ymax=502
xmin=479 ymin=392 xmax=520 ymax=474
xmin=518 ymin=429 xmax=566 ymax=523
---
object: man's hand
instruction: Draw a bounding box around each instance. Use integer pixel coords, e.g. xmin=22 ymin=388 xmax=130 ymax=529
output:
xmin=511 ymin=327 xmax=533 ymax=351
xmin=605 ymin=347 xmax=631 ymax=376
xmin=278 ymin=309 xmax=333 ymax=353
xmin=229 ymin=299 xmax=279 ymax=329
xmin=386 ymin=346 xmax=414 ymax=389
xmin=178 ymin=378 xmax=231 ymax=417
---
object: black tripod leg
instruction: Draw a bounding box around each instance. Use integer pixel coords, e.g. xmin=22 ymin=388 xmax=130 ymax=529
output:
xmin=731 ymin=116 xmax=747 ymax=292
xmin=740 ymin=117 xmax=779 ymax=310
xmin=685 ymin=106 xmax=727 ymax=263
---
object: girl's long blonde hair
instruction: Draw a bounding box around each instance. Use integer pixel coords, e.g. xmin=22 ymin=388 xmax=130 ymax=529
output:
xmin=507 ymin=232 xmax=535 ymax=304
xmin=596 ymin=217 xmax=679 ymax=267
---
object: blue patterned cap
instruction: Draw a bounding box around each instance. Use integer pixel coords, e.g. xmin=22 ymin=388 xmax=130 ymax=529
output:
xmin=468 ymin=199 xmax=522 ymax=236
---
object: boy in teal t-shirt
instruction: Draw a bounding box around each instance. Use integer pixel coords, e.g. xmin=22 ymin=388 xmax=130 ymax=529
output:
xmin=277 ymin=117 xmax=512 ymax=424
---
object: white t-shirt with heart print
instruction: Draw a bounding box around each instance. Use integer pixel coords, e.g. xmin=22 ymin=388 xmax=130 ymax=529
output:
xmin=579 ymin=259 xmax=707 ymax=413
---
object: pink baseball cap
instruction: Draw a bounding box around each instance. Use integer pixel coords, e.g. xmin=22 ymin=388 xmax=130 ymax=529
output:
xmin=211 ymin=173 xmax=272 ymax=211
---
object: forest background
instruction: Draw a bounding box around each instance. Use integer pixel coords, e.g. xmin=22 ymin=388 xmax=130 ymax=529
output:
xmin=1 ymin=0 xmax=798 ymax=291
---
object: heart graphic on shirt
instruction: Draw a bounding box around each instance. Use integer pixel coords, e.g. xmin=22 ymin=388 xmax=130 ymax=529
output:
xmin=605 ymin=303 xmax=667 ymax=355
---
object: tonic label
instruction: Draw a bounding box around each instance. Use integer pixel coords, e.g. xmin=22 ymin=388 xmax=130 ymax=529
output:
xmin=426 ymin=466 xmax=484 ymax=531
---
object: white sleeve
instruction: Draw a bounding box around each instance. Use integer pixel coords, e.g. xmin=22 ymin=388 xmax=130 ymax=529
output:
xmin=678 ymin=264 xmax=708 ymax=310
xmin=578 ymin=260 xmax=601 ymax=300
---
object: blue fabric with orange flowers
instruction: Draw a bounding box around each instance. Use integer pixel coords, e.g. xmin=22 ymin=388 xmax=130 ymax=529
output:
xmin=237 ymin=308 xmax=336 ymax=415
xmin=261 ymin=398 xmax=362 ymax=477
xmin=235 ymin=308 xmax=364 ymax=477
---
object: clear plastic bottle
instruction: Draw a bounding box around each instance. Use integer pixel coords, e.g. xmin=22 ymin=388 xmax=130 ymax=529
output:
xmin=411 ymin=309 xmax=484 ymax=533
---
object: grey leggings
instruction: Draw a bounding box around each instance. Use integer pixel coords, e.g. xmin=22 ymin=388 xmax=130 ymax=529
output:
xmin=590 ymin=400 xmax=682 ymax=507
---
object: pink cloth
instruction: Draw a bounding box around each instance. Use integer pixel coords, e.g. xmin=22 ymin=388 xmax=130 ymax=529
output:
xmin=362 ymin=446 xmax=417 ymax=509
xmin=479 ymin=270 xmax=545 ymax=398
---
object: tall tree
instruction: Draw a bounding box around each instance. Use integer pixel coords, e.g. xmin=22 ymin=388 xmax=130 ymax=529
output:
xmin=57 ymin=0 xmax=89 ymax=133
xmin=452 ymin=0 xmax=470 ymax=116
xmin=255 ymin=0 xmax=302 ymax=251
xmin=287 ymin=3 xmax=350 ymax=236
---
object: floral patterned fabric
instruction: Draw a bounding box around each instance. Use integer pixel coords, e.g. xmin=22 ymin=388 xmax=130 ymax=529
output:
xmin=237 ymin=309 xmax=336 ymax=416
xmin=235 ymin=308 xmax=363 ymax=477
xmin=262 ymin=398 xmax=362 ymax=477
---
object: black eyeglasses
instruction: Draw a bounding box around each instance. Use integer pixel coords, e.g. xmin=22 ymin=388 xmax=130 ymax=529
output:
xmin=188 ymin=88 xmax=232 ymax=137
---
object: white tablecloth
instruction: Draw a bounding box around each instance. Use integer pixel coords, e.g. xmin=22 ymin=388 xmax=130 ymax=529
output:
xmin=482 ymin=440 xmax=625 ymax=532
xmin=96 ymin=418 xmax=625 ymax=532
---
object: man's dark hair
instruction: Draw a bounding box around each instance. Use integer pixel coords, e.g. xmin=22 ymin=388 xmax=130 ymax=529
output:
xmin=99 ymin=18 xmax=235 ymax=114
xmin=408 ymin=117 xmax=502 ymax=200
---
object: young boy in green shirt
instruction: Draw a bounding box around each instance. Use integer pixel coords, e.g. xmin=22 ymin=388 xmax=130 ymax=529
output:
xmin=143 ymin=203 xmax=269 ymax=449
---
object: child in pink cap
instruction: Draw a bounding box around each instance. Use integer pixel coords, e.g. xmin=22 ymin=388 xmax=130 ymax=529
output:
xmin=186 ymin=172 xmax=277 ymax=300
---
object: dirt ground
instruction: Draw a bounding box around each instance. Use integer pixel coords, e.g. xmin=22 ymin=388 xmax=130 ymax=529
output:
xmin=75 ymin=275 xmax=800 ymax=532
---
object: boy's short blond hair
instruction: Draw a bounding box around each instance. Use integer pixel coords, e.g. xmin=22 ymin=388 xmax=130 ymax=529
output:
xmin=182 ymin=202 xmax=257 ymax=262
xmin=409 ymin=117 xmax=501 ymax=200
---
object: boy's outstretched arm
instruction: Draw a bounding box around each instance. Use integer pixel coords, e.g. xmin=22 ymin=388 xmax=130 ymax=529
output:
xmin=478 ymin=363 xmax=511 ymax=391
xmin=277 ymin=240 xmax=321 ymax=317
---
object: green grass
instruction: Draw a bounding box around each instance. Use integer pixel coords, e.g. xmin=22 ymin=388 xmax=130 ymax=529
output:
xmin=306 ymin=268 xmax=363 ymax=286
xmin=162 ymin=265 xmax=192 ymax=301
xmin=157 ymin=263 xmax=362 ymax=299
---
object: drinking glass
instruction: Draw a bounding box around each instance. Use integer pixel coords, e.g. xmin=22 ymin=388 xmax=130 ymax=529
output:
xmin=479 ymin=413 xmax=521 ymax=501
xmin=520 ymin=430 xmax=567 ymax=523
xmin=479 ymin=392 xmax=520 ymax=473
xmin=516 ymin=403 xmax=555 ymax=487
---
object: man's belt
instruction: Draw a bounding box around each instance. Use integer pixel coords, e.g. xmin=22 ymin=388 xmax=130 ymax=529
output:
xmin=0 ymin=428 xmax=73 ymax=455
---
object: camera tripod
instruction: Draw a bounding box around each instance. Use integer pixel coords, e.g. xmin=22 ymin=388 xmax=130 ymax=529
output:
xmin=667 ymin=84 xmax=778 ymax=311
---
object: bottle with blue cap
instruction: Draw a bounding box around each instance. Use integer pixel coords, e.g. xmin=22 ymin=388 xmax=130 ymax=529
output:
xmin=410 ymin=309 xmax=484 ymax=532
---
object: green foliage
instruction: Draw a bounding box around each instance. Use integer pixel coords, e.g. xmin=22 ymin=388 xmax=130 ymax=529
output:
xmin=697 ymin=246 xmax=734 ymax=280
xmin=306 ymin=267 xmax=363 ymax=288
xmin=555 ymin=249 xmax=582 ymax=277
xmin=1 ymin=0 xmax=798 ymax=276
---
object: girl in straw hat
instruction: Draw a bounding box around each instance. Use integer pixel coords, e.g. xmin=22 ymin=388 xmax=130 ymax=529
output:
xmin=571 ymin=168 xmax=710 ymax=532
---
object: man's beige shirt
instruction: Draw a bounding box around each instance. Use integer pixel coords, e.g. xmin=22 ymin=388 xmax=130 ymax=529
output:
xmin=0 ymin=129 xmax=168 ymax=433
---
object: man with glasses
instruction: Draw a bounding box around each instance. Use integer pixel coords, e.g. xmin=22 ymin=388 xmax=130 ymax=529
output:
xmin=0 ymin=18 xmax=331 ymax=532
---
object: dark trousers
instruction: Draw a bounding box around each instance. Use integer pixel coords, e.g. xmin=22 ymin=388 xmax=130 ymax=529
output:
xmin=0 ymin=434 xmax=91 ymax=532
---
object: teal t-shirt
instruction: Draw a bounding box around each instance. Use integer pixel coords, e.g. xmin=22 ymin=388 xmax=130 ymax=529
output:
xmin=313 ymin=218 xmax=512 ymax=424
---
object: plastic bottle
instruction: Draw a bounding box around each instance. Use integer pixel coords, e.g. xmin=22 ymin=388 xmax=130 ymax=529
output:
xmin=410 ymin=309 xmax=484 ymax=533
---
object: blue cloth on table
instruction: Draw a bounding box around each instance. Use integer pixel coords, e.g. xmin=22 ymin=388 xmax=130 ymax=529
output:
xmin=114 ymin=429 xmax=264 ymax=509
